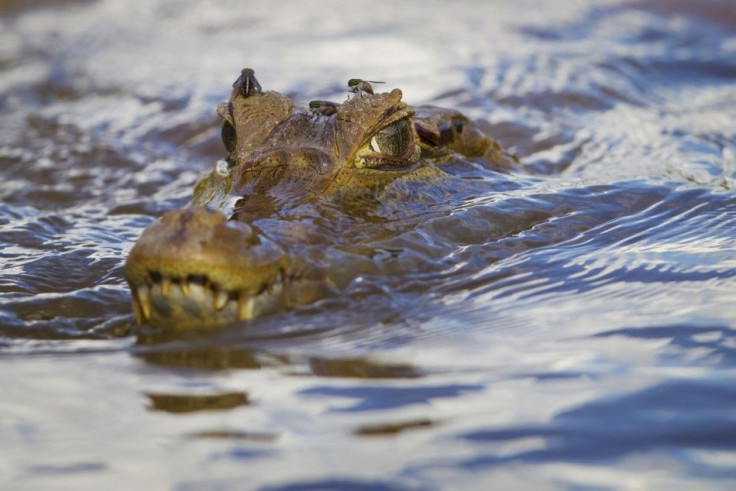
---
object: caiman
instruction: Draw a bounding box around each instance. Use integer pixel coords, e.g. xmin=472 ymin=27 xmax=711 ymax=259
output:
xmin=125 ymin=68 xmax=517 ymax=329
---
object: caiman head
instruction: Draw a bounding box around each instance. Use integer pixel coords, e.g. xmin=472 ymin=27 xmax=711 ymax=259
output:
xmin=125 ymin=69 xmax=516 ymax=329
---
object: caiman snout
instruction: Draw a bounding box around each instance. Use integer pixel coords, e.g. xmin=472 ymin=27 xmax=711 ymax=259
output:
xmin=124 ymin=207 xmax=292 ymax=328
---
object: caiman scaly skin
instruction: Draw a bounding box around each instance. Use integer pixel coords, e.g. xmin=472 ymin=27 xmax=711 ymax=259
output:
xmin=125 ymin=69 xmax=517 ymax=328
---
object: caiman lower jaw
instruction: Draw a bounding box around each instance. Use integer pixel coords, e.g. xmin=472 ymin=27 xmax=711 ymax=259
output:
xmin=130 ymin=273 xmax=288 ymax=329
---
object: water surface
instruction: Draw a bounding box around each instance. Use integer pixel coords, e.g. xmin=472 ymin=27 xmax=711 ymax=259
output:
xmin=2 ymin=0 xmax=736 ymax=489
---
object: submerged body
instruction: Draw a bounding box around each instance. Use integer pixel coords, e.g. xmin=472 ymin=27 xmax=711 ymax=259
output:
xmin=125 ymin=69 xmax=517 ymax=328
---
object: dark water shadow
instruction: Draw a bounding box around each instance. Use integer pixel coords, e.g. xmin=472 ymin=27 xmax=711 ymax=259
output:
xmin=596 ymin=324 xmax=736 ymax=367
xmin=454 ymin=379 xmax=736 ymax=478
xmin=261 ymin=479 xmax=412 ymax=491
xmin=299 ymin=384 xmax=483 ymax=413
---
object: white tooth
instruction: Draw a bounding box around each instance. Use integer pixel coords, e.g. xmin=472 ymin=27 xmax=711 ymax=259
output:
xmin=137 ymin=284 xmax=152 ymax=320
xmin=214 ymin=290 xmax=229 ymax=311
xmin=237 ymin=296 xmax=254 ymax=320
xmin=131 ymin=287 xmax=143 ymax=324
xmin=161 ymin=277 xmax=172 ymax=297
xmin=180 ymin=281 xmax=191 ymax=297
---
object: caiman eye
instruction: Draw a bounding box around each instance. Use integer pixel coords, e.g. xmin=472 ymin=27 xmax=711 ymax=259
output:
xmin=369 ymin=119 xmax=411 ymax=157
xmin=221 ymin=120 xmax=237 ymax=153
xmin=354 ymin=116 xmax=419 ymax=171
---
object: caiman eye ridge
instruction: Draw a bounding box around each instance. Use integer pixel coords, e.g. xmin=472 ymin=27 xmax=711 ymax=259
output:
xmin=129 ymin=270 xmax=291 ymax=325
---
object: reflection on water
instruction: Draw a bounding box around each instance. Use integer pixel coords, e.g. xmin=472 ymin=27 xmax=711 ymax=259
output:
xmin=354 ymin=418 xmax=435 ymax=437
xmin=305 ymin=357 xmax=421 ymax=379
xmin=145 ymin=392 xmax=250 ymax=413
xmin=187 ymin=429 xmax=278 ymax=442
xmin=1 ymin=0 xmax=736 ymax=488
xmin=135 ymin=342 xmax=275 ymax=370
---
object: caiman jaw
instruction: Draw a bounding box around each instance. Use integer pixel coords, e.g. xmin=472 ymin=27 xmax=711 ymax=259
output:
xmin=124 ymin=207 xmax=294 ymax=329
xmin=129 ymin=271 xmax=287 ymax=328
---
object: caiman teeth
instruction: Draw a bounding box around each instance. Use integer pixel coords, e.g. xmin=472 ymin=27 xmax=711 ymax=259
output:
xmin=130 ymin=270 xmax=287 ymax=326
xmin=180 ymin=280 xmax=191 ymax=297
xmin=131 ymin=286 xmax=144 ymax=324
xmin=161 ymin=277 xmax=172 ymax=297
xmin=134 ymin=284 xmax=152 ymax=321
xmin=238 ymin=296 xmax=255 ymax=320
xmin=213 ymin=289 xmax=229 ymax=311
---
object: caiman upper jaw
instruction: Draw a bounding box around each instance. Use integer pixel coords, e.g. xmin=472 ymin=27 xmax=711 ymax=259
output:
xmin=124 ymin=207 xmax=291 ymax=328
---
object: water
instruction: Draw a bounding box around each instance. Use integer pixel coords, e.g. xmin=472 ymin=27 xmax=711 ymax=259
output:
xmin=2 ymin=0 xmax=736 ymax=488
